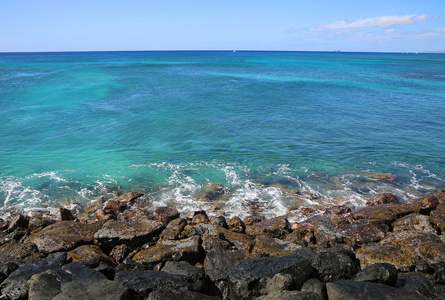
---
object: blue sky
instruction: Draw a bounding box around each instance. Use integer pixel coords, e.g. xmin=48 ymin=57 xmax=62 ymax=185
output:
xmin=1 ymin=0 xmax=444 ymax=52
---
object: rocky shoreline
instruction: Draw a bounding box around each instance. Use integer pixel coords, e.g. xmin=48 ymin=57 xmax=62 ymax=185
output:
xmin=0 ymin=189 xmax=444 ymax=299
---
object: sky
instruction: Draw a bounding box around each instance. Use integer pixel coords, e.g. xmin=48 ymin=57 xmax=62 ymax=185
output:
xmin=1 ymin=0 xmax=444 ymax=52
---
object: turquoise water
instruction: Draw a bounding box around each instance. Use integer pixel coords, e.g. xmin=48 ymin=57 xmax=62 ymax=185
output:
xmin=1 ymin=51 xmax=444 ymax=219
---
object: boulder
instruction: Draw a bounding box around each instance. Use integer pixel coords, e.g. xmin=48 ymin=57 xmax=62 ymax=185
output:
xmin=301 ymin=278 xmax=327 ymax=300
xmin=159 ymin=218 xmax=187 ymax=240
xmin=204 ymin=247 xmax=246 ymax=282
xmin=435 ymin=189 xmax=445 ymax=203
xmin=191 ymin=211 xmax=210 ymax=225
xmin=352 ymin=206 xmax=395 ymax=225
xmin=147 ymin=289 xmax=220 ymax=300
xmin=352 ymin=263 xmax=398 ymax=286
xmin=251 ymin=235 xmax=302 ymax=257
xmin=227 ymin=217 xmax=245 ymax=233
xmin=52 ymin=279 xmax=137 ymax=300
xmin=337 ymin=219 xmax=387 ymax=244
xmin=118 ymin=191 xmax=143 ymax=202
xmin=433 ymin=267 xmax=445 ymax=284
xmin=161 ymin=261 xmax=207 ymax=293
xmin=94 ymin=216 xmax=164 ymax=252
xmin=6 ymin=214 xmax=29 ymax=233
xmin=398 ymin=272 xmax=445 ymax=300
xmin=28 ymin=221 xmax=99 ymax=253
xmin=245 ymin=216 xmax=289 ymax=238
xmin=413 ymin=195 xmax=438 ymax=214
xmin=154 ymin=207 xmax=180 ymax=225
xmin=228 ymin=255 xmax=314 ymax=299
xmin=430 ymin=203 xmax=445 ymax=231
xmin=217 ymin=227 xmax=255 ymax=252
xmin=67 ymin=245 xmax=116 ymax=279
xmin=312 ymin=216 xmax=348 ymax=245
xmin=257 ymin=290 xmax=322 ymax=300
xmin=326 ymin=280 xmax=423 ymax=300
xmin=109 ymin=244 xmax=130 ymax=264
xmin=264 ymin=273 xmax=295 ymax=292
xmin=27 ymin=269 xmax=72 ymax=300
xmin=0 ymin=241 xmax=45 ymax=264
xmin=210 ymin=216 xmax=227 ymax=228
xmin=392 ymin=213 xmax=436 ymax=233
xmin=193 ymin=182 xmax=227 ymax=201
xmin=366 ymin=193 xmax=398 ymax=206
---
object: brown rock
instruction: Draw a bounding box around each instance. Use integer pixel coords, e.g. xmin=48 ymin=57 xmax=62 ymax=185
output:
xmin=7 ymin=214 xmax=29 ymax=232
xmin=386 ymin=203 xmax=420 ymax=219
xmin=159 ymin=218 xmax=187 ymax=240
xmin=94 ymin=216 xmax=164 ymax=252
xmin=338 ymin=219 xmax=387 ymax=244
xmin=352 ymin=206 xmax=395 ymax=225
xmin=218 ymin=227 xmax=255 ymax=252
xmin=392 ymin=213 xmax=436 ymax=233
xmin=110 ymin=244 xmax=131 ymax=263
xmin=132 ymin=235 xmax=203 ymax=265
xmin=103 ymin=200 xmax=127 ymax=215
xmin=28 ymin=221 xmax=100 ymax=253
xmin=413 ymin=195 xmax=438 ymax=214
xmin=245 ymin=216 xmax=289 ymax=238
xmin=154 ymin=207 xmax=180 ymax=225
xmin=313 ymin=216 xmax=348 ymax=245
xmin=118 ymin=191 xmax=143 ymax=202
xmin=286 ymin=227 xmax=315 ymax=246
xmin=77 ymin=203 xmax=102 ymax=224
xmin=436 ymin=189 xmax=445 ymax=204
xmin=58 ymin=208 xmax=75 ymax=221
xmin=0 ymin=241 xmax=45 ymax=263
xmin=191 ymin=211 xmax=210 ymax=225
xmin=28 ymin=214 xmax=55 ymax=232
xmin=251 ymin=235 xmax=301 ymax=257
xmin=193 ymin=182 xmax=227 ymax=201
xmin=366 ymin=193 xmax=398 ymax=206
xmin=430 ymin=203 xmax=445 ymax=231
xmin=243 ymin=216 xmax=266 ymax=226
xmin=366 ymin=173 xmax=397 ymax=182
xmin=227 ymin=216 xmax=246 ymax=233
xmin=67 ymin=245 xmax=115 ymax=267
xmin=0 ymin=219 xmax=8 ymax=230
xmin=356 ymin=244 xmax=419 ymax=272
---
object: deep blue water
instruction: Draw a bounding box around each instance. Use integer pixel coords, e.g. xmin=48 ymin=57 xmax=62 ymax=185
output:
xmin=1 ymin=51 xmax=444 ymax=219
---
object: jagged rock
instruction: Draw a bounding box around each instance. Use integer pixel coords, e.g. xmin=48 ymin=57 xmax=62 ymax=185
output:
xmin=160 ymin=218 xmax=187 ymax=240
xmin=392 ymin=213 xmax=436 ymax=233
xmin=27 ymin=214 xmax=54 ymax=232
xmin=435 ymin=189 xmax=445 ymax=203
xmin=430 ymin=203 xmax=445 ymax=231
xmin=204 ymin=247 xmax=246 ymax=282
xmin=58 ymin=208 xmax=75 ymax=221
xmin=243 ymin=216 xmax=266 ymax=226
xmin=251 ymin=235 xmax=302 ymax=257
xmin=28 ymin=221 xmax=99 ymax=253
xmin=61 ymin=262 xmax=108 ymax=281
xmin=154 ymin=207 xmax=180 ymax=225
xmin=6 ymin=214 xmax=29 ymax=233
xmin=257 ymin=290 xmax=322 ymax=300
xmin=386 ymin=203 xmax=420 ymax=219
xmin=115 ymin=270 xmax=191 ymax=299
xmin=0 ymin=252 xmax=67 ymax=300
xmin=161 ymin=261 xmax=207 ymax=293
xmin=398 ymin=272 xmax=445 ymax=300
xmin=228 ymin=255 xmax=314 ymax=299
xmin=227 ymin=217 xmax=245 ymax=233
xmin=352 ymin=263 xmax=398 ymax=286
xmin=185 ymin=223 xmax=219 ymax=240
xmin=147 ymin=289 xmax=220 ymax=300
xmin=337 ymin=219 xmax=387 ymax=244
xmin=118 ymin=191 xmax=143 ymax=202
xmin=217 ymin=227 xmax=255 ymax=251
xmin=285 ymin=226 xmax=315 ymax=246
xmin=301 ymin=278 xmax=327 ymax=300
xmin=245 ymin=216 xmax=289 ymax=238
xmin=201 ymin=236 xmax=232 ymax=252
xmin=67 ymin=245 xmax=116 ymax=279
xmin=103 ymin=200 xmax=127 ymax=216
xmin=413 ymin=195 xmax=439 ymax=214
xmin=110 ymin=244 xmax=130 ymax=264
xmin=311 ymin=216 xmax=348 ymax=245
xmin=132 ymin=236 xmax=203 ymax=265
xmin=0 ymin=241 xmax=45 ymax=264
xmin=94 ymin=216 xmax=164 ymax=252
xmin=326 ymin=280 xmax=423 ymax=300
xmin=366 ymin=193 xmax=398 ymax=206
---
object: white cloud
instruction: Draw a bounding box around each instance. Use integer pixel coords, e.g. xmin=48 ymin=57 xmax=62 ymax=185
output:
xmin=385 ymin=29 xmax=395 ymax=33
xmin=311 ymin=14 xmax=432 ymax=31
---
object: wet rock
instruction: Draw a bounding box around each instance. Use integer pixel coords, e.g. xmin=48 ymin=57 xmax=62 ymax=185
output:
xmin=159 ymin=218 xmax=187 ymax=240
xmin=0 ymin=252 xmax=67 ymax=300
xmin=227 ymin=216 xmax=245 ymax=233
xmin=118 ymin=191 xmax=143 ymax=202
xmin=67 ymin=245 xmax=116 ymax=279
xmin=103 ymin=200 xmax=127 ymax=216
xmin=243 ymin=216 xmax=266 ymax=226
xmin=338 ymin=219 xmax=387 ymax=244
xmin=3 ymin=228 xmax=30 ymax=244
xmin=392 ymin=213 xmax=436 ymax=233
xmin=251 ymin=235 xmax=302 ymax=257
xmin=326 ymin=279 xmax=423 ymax=300
xmin=161 ymin=261 xmax=207 ymax=293
xmin=110 ymin=244 xmax=130 ymax=264
xmin=413 ymin=195 xmax=439 ymax=215
xmin=301 ymin=278 xmax=327 ymax=300
xmin=77 ymin=203 xmax=103 ymax=224
xmin=94 ymin=216 xmax=164 ymax=252
xmin=58 ymin=208 xmax=75 ymax=221
xmin=398 ymin=272 xmax=445 ymax=300
xmin=430 ymin=203 xmax=445 ymax=231
xmin=435 ymin=189 xmax=445 ymax=203
xmin=352 ymin=263 xmax=398 ymax=286
xmin=245 ymin=216 xmax=289 ymax=238
xmin=154 ymin=207 xmax=180 ymax=225
xmin=258 ymin=290 xmax=322 ymax=300
xmin=366 ymin=173 xmax=397 ymax=182
xmin=204 ymin=247 xmax=246 ymax=282
xmin=132 ymin=236 xmax=203 ymax=265
xmin=115 ymin=270 xmax=191 ymax=299
xmin=366 ymin=193 xmax=398 ymax=206
xmin=191 ymin=211 xmax=210 ymax=225
xmin=228 ymin=255 xmax=314 ymax=299
xmin=6 ymin=214 xmax=29 ymax=233
xmin=193 ymin=182 xmax=227 ymax=201
xmin=147 ymin=290 xmax=220 ymax=300
xmin=386 ymin=203 xmax=420 ymax=219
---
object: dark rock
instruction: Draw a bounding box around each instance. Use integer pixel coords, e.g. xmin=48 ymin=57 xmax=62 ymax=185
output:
xmin=58 ymin=208 xmax=75 ymax=221
xmin=159 ymin=218 xmax=187 ymax=240
xmin=201 ymin=236 xmax=232 ymax=252
xmin=243 ymin=216 xmax=266 ymax=226
xmin=103 ymin=200 xmax=127 ymax=216
xmin=0 ymin=241 xmax=45 ymax=265
xmin=251 ymin=235 xmax=301 ymax=257
xmin=258 ymin=290 xmax=322 ymax=300
xmin=312 ymin=216 xmax=349 ymax=246
xmin=264 ymin=273 xmax=295 ymax=292
xmin=285 ymin=226 xmax=315 ymax=246
xmin=67 ymin=245 xmax=116 ymax=279
xmin=147 ymin=289 xmax=220 ymax=300
xmin=110 ymin=244 xmax=131 ymax=264
xmin=398 ymin=272 xmax=445 ymax=300
xmin=132 ymin=236 xmax=203 ymax=265
xmin=227 ymin=216 xmax=245 ymax=233
xmin=161 ymin=261 xmax=207 ymax=293
xmin=118 ymin=191 xmax=143 ymax=202
xmin=413 ymin=195 xmax=439 ymax=215
xmin=228 ymin=255 xmax=314 ymax=299
xmin=352 ymin=263 xmax=398 ymax=286
xmin=61 ymin=262 xmax=108 ymax=281
xmin=27 ymin=269 xmax=72 ymax=300
xmin=386 ymin=203 xmax=420 ymax=219
xmin=430 ymin=203 xmax=445 ymax=231
xmin=154 ymin=207 xmax=180 ymax=225
xmin=27 ymin=214 xmax=54 ymax=232
xmin=94 ymin=216 xmax=164 ymax=252
xmin=301 ymin=278 xmax=327 ymax=300
xmin=433 ymin=266 xmax=445 ymax=284
xmin=3 ymin=228 xmax=30 ymax=243
xmin=52 ymin=279 xmax=138 ymax=300
xmin=245 ymin=216 xmax=289 ymax=238
xmin=28 ymin=221 xmax=99 ymax=253
xmin=217 ymin=227 xmax=255 ymax=252
xmin=210 ymin=216 xmax=227 ymax=228
xmin=7 ymin=214 xmax=29 ymax=233
xmin=0 ymin=219 xmax=8 ymax=230
xmin=115 ymin=270 xmax=191 ymax=299
xmin=191 ymin=211 xmax=210 ymax=225
xmin=326 ymin=279 xmax=423 ymax=300
xmin=392 ymin=213 xmax=436 ymax=233
xmin=204 ymin=247 xmax=245 ymax=282
xmin=0 ymin=252 xmax=67 ymax=300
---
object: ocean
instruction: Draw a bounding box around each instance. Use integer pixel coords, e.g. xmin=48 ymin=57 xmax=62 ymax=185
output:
xmin=1 ymin=51 xmax=444 ymax=220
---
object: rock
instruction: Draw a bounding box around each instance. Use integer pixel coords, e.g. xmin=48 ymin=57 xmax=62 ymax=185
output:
xmin=27 ymin=269 xmax=72 ymax=300
xmin=132 ymin=236 xmax=203 ymax=265
xmin=61 ymin=262 xmax=108 ymax=281
xmin=392 ymin=213 xmax=436 ymax=233
xmin=366 ymin=193 xmax=398 ymax=206
xmin=0 ymin=252 xmax=67 ymax=300
xmin=161 ymin=261 xmax=207 ymax=293
xmin=204 ymin=247 xmax=246 ymax=282
xmin=110 ymin=244 xmax=130 ymax=264
xmin=0 ymin=241 xmax=45 ymax=264
xmin=243 ymin=216 xmax=266 ymax=226
xmin=308 ymin=247 xmax=360 ymax=283
xmin=251 ymin=235 xmax=302 ymax=257
xmin=28 ymin=221 xmax=99 ymax=253
xmin=28 ymin=214 xmax=54 ymax=232
xmin=366 ymin=173 xmax=397 ymax=182
xmin=52 ymin=279 xmax=138 ymax=300
xmin=217 ymin=227 xmax=255 ymax=252
xmin=160 ymin=218 xmax=187 ymax=240
xmin=94 ymin=216 xmax=164 ymax=252
xmin=398 ymin=272 xmax=445 ymax=300
xmin=184 ymin=223 xmax=219 ymax=240
xmin=118 ymin=191 xmax=143 ymax=202
xmin=326 ymin=280 xmax=423 ymax=300
xmin=386 ymin=203 xmax=420 ymax=219
xmin=352 ymin=206 xmax=395 ymax=225
xmin=285 ymin=226 xmax=315 ymax=246
xmin=201 ymin=236 xmax=232 ymax=252
xmin=352 ymin=263 xmax=398 ymax=286
xmin=58 ymin=208 xmax=75 ymax=221
xmin=228 ymin=255 xmax=314 ymax=299
xmin=433 ymin=266 xmax=445 ymax=284
xmin=67 ymin=245 xmax=116 ymax=279
xmin=258 ymin=290 xmax=322 ymax=300
xmin=430 ymin=203 xmax=445 ymax=231
xmin=413 ymin=195 xmax=438 ymax=214
xmin=193 ymin=182 xmax=226 ymax=201
xmin=312 ymin=216 xmax=348 ymax=245
xmin=6 ymin=214 xmax=29 ymax=232
xmin=210 ymin=216 xmax=227 ymax=228
xmin=147 ymin=290 xmax=220 ymax=300
xmin=338 ymin=219 xmax=387 ymax=244
xmin=301 ymin=278 xmax=327 ymax=300
xmin=435 ymin=189 xmax=445 ymax=203
xmin=154 ymin=207 xmax=180 ymax=225
xmin=103 ymin=200 xmax=127 ymax=216
xmin=245 ymin=216 xmax=289 ymax=238
xmin=191 ymin=211 xmax=210 ymax=225
xmin=115 ymin=270 xmax=191 ymax=299
xmin=227 ymin=217 xmax=245 ymax=233
xmin=265 ymin=273 xmax=295 ymax=292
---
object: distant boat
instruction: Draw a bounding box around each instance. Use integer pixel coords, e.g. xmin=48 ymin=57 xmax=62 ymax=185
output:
xmin=233 ymin=50 xmax=236 ymax=53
